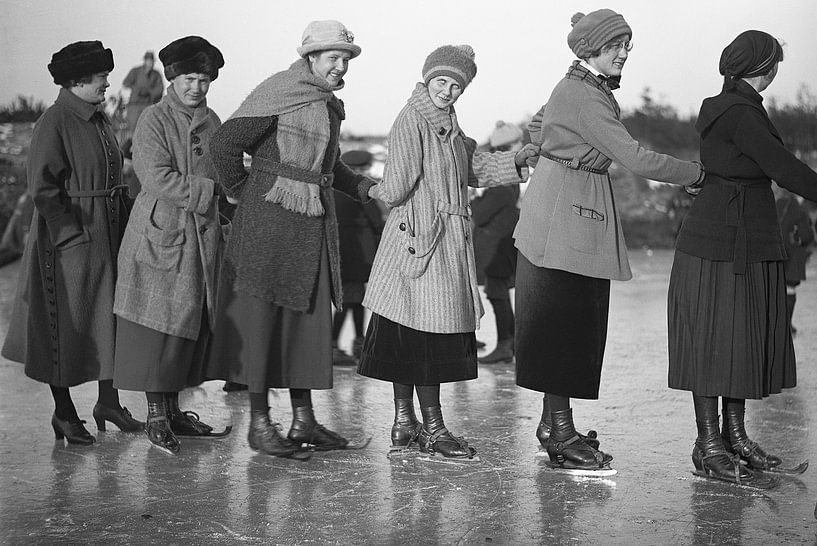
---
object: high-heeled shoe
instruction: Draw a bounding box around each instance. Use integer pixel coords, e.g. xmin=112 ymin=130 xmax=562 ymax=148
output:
xmin=52 ymin=413 xmax=96 ymax=445
xmin=93 ymin=403 xmax=144 ymax=432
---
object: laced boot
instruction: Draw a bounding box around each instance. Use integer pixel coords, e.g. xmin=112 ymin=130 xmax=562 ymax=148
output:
xmin=535 ymin=396 xmax=600 ymax=450
xmin=248 ymin=410 xmax=300 ymax=457
xmin=546 ymin=409 xmax=611 ymax=469
xmin=145 ymin=401 xmax=180 ymax=455
xmin=288 ymin=405 xmax=348 ymax=450
xmin=478 ymin=339 xmax=514 ymax=364
xmin=52 ymin=413 xmax=96 ymax=445
xmin=391 ymin=398 xmax=422 ymax=448
xmin=418 ymin=405 xmax=476 ymax=458
xmin=166 ymin=393 xmax=213 ymax=436
xmin=721 ymin=404 xmax=782 ymax=470
xmin=692 ymin=416 xmax=756 ymax=483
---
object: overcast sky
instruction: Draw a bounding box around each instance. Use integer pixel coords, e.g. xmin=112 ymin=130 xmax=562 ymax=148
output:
xmin=3 ymin=0 xmax=816 ymax=141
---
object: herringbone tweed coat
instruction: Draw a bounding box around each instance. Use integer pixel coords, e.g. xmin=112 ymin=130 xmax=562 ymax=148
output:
xmin=364 ymin=83 xmax=525 ymax=334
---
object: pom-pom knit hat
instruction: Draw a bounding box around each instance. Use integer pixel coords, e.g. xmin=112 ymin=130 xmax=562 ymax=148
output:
xmin=567 ymin=9 xmax=632 ymax=59
xmin=297 ymin=20 xmax=361 ymax=59
xmin=48 ymin=41 xmax=114 ymax=86
xmin=159 ymin=36 xmax=224 ymax=81
xmin=422 ymin=45 xmax=477 ymax=89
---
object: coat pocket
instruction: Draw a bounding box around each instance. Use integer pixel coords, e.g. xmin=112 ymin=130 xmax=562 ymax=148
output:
xmin=567 ymin=202 xmax=605 ymax=254
xmin=398 ymin=212 xmax=444 ymax=279
xmin=136 ymin=221 xmax=186 ymax=271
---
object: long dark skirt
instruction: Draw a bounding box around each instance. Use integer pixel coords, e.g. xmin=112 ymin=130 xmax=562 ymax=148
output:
xmin=113 ymin=308 xmax=210 ymax=392
xmin=357 ymin=314 xmax=477 ymax=385
xmin=668 ymin=250 xmax=796 ymax=399
xmin=206 ymin=248 xmax=333 ymax=392
xmin=515 ymin=254 xmax=610 ymax=399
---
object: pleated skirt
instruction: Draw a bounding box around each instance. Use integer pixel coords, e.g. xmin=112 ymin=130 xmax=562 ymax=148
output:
xmin=206 ymin=247 xmax=333 ymax=392
xmin=667 ymin=250 xmax=796 ymax=399
xmin=357 ymin=313 xmax=477 ymax=385
xmin=113 ymin=308 xmax=210 ymax=392
xmin=514 ymin=254 xmax=610 ymax=399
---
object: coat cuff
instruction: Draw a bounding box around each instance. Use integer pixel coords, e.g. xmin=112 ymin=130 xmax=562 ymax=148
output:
xmin=499 ymin=151 xmax=526 ymax=184
xmin=356 ymin=176 xmax=376 ymax=203
xmin=186 ymin=175 xmax=216 ymax=214
xmin=46 ymin=212 xmax=83 ymax=248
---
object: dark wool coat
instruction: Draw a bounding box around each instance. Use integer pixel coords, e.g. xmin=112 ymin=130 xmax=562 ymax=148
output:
xmin=2 ymin=89 xmax=126 ymax=387
xmin=472 ymin=185 xmax=519 ymax=282
xmin=113 ymin=87 xmax=222 ymax=339
xmin=209 ymin=102 xmax=372 ymax=311
xmin=334 ymin=190 xmax=384 ymax=282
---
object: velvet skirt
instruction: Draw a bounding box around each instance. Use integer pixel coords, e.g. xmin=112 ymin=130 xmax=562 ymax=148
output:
xmin=357 ymin=314 xmax=477 ymax=385
xmin=514 ymin=254 xmax=610 ymax=399
xmin=667 ymin=250 xmax=796 ymax=399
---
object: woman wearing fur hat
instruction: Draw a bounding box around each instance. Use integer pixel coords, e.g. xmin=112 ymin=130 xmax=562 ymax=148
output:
xmin=207 ymin=20 xmax=374 ymax=458
xmin=359 ymin=45 xmax=538 ymax=459
xmin=2 ymin=41 xmax=143 ymax=444
xmin=668 ymin=30 xmax=817 ymax=486
xmin=515 ymin=10 xmax=704 ymax=473
xmin=112 ymin=36 xmax=227 ymax=454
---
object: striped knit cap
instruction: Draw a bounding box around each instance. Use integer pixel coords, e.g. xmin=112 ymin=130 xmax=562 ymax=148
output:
xmin=567 ymin=9 xmax=632 ymax=59
xmin=422 ymin=45 xmax=477 ymax=89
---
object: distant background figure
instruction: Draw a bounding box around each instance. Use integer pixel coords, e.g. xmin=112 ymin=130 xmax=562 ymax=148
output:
xmin=122 ymin=50 xmax=163 ymax=135
xmin=775 ymin=186 xmax=815 ymax=335
xmin=332 ymin=149 xmax=384 ymax=366
xmin=473 ymin=121 xmax=523 ymax=364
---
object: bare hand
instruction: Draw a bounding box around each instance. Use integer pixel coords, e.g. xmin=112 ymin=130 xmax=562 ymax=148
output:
xmin=514 ymin=143 xmax=540 ymax=168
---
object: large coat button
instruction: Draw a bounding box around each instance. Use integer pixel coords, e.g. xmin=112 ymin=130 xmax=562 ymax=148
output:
xmin=408 ymin=247 xmax=416 ymax=255
xmin=399 ymin=223 xmax=406 ymax=231
xmin=194 ymin=147 xmax=203 ymax=156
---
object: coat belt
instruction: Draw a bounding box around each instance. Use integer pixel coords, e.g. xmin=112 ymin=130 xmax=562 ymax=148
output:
xmin=252 ymin=156 xmax=334 ymax=187
xmin=539 ymin=151 xmax=608 ymax=174
xmin=66 ymin=184 xmax=129 ymax=198
xmin=706 ymin=176 xmax=767 ymax=275
xmin=437 ymin=201 xmax=471 ymax=217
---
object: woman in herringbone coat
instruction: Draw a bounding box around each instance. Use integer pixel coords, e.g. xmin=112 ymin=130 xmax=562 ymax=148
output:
xmin=112 ymin=36 xmax=226 ymax=455
xmin=358 ymin=45 xmax=537 ymax=459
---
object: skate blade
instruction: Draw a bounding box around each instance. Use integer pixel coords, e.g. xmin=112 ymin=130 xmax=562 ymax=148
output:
xmin=177 ymin=425 xmax=233 ymax=439
xmin=300 ymin=436 xmax=372 ymax=452
xmin=764 ymin=460 xmax=808 ymax=475
xmin=149 ymin=442 xmax=179 ymax=456
xmin=544 ymin=462 xmax=617 ymax=476
xmin=387 ymin=444 xmax=420 ymax=458
xmin=691 ymin=470 xmax=779 ymax=490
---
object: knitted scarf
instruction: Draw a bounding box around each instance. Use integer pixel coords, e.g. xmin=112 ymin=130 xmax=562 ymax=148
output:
xmin=229 ymin=58 xmax=345 ymax=216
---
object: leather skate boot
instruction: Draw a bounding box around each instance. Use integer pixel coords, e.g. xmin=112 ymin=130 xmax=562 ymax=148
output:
xmin=248 ymin=410 xmax=300 ymax=457
xmin=546 ymin=409 xmax=611 ymax=469
xmin=721 ymin=404 xmax=782 ymax=470
xmin=145 ymin=401 xmax=180 ymax=455
xmin=418 ymin=405 xmax=476 ymax=458
xmin=692 ymin=416 xmax=760 ymax=485
xmin=166 ymin=393 xmax=214 ymax=437
xmin=391 ymin=398 xmax=422 ymax=448
xmin=536 ymin=396 xmax=600 ymax=450
xmin=288 ymin=405 xmax=349 ymax=450
xmin=478 ymin=339 xmax=514 ymax=364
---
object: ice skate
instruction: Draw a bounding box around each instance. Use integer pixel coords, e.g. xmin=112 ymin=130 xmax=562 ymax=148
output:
xmin=535 ymin=396 xmax=601 ymax=452
xmin=543 ymin=409 xmax=614 ymax=476
xmin=387 ymin=398 xmax=423 ymax=457
xmin=721 ymin=404 xmax=804 ymax=474
xmin=415 ymin=406 xmax=478 ymax=461
xmin=145 ymin=402 xmax=180 ymax=455
xmin=288 ymin=406 xmax=371 ymax=451
xmin=166 ymin=395 xmax=232 ymax=438
xmin=248 ymin=410 xmax=310 ymax=460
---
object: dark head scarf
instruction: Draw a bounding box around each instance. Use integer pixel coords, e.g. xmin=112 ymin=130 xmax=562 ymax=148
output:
xmin=719 ymin=30 xmax=783 ymax=90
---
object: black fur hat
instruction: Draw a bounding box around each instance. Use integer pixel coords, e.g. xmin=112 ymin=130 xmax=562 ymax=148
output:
xmin=48 ymin=40 xmax=114 ymax=86
xmin=159 ymin=36 xmax=224 ymax=81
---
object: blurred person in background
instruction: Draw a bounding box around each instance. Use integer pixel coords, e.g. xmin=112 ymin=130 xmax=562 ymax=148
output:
xmin=2 ymin=40 xmax=143 ymax=445
xmin=775 ymin=186 xmax=814 ymax=335
xmin=331 ymin=149 xmax=384 ymax=366
xmin=473 ymin=121 xmax=523 ymax=364
xmin=112 ymin=36 xmax=227 ymax=455
xmin=359 ymin=44 xmax=537 ymax=459
xmin=207 ymin=20 xmax=375 ymax=458
xmin=516 ymin=9 xmax=704 ymax=474
xmin=122 ymin=50 xmax=164 ymax=135
xmin=668 ymin=30 xmax=817 ymax=486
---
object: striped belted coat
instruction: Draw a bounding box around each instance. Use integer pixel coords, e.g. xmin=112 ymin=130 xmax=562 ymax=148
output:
xmin=363 ymin=83 xmax=525 ymax=334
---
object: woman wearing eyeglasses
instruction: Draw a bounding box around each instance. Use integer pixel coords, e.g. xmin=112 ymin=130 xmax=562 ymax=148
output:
xmin=515 ymin=9 xmax=704 ymax=474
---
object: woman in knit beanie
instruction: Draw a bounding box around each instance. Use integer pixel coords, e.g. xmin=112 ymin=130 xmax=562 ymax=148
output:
xmin=359 ymin=45 xmax=538 ymax=460
xmin=667 ymin=30 xmax=814 ymax=487
xmin=514 ymin=10 xmax=704 ymax=475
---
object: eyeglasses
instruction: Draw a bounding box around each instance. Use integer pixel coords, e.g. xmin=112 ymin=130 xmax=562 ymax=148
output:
xmin=602 ymin=40 xmax=633 ymax=54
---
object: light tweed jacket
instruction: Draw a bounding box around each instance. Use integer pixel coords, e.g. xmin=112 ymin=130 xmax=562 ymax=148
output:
xmin=364 ymin=83 xmax=525 ymax=334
